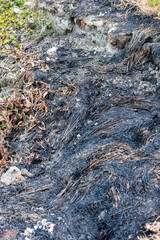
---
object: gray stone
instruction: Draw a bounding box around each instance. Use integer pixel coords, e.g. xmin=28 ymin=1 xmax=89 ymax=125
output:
xmin=1 ymin=166 xmax=25 ymax=186
xmin=21 ymin=168 xmax=33 ymax=178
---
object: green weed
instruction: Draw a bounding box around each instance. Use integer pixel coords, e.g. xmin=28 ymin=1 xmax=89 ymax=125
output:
xmin=0 ymin=0 xmax=56 ymax=52
xmin=0 ymin=120 xmax=7 ymax=130
xmin=148 ymin=0 xmax=160 ymax=6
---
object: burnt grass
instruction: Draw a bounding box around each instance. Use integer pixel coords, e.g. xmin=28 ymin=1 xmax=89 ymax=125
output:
xmin=0 ymin=1 xmax=160 ymax=239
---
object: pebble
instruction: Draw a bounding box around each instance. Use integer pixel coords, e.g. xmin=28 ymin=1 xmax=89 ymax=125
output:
xmin=47 ymin=46 xmax=57 ymax=56
xmin=21 ymin=168 xmax=33 ymax=178
xmin=0 ymin=167 xmax=33 ymax=186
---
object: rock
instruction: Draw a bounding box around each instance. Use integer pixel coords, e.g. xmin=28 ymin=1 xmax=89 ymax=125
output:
xmin=108 ymin=30 xmax=132 ymax=49
xmin=23 ymin=219 xmax=55 ymax=239
xmin=47 ymin=46 xmax=57 ymax=56
xmin=21 ymin=168 xmax=33 ymax=178
xmin=1 ymin=167 xmax=25 ymax=186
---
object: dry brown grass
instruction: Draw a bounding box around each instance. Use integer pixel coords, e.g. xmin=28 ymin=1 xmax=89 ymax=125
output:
xmin=0 ymin=50 xmax=52 ymax=174
xmin=138 ymin=216 xmax=160 ymax=240
xmin=114 ymin=0 xmax=160 ymax=16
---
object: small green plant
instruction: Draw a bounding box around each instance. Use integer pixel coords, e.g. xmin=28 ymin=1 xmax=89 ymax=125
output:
xmin=0 ymin=0 xmax=56 ymax=52
xmin=40 ymin=19 xmax=55 ymax=36
xmin=148 ymin=0 xmax=160 ymax=6
xmin=0 ymin=120 xmax=7 ymax=130
xmin=0 ymin=0 xmax=30 ymax=51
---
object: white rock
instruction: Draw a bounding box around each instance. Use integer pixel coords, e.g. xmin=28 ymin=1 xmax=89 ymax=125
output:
xmin=83 ymin=15 xmax=95 ymax=26
xmin=1 ymin=166 xmax=25 ymax=186
xmin=47 ymin=46 xmax=57 ymax=56
xmin=94 ymin=20 xmax=104 ymax=27
xmin=87 ymin=120 xmax=93 ymax=125
xmin=48 ymin=223 xmax=55 ymax=233
xmin=77 ymin=134 xmax=81 ymax=139
xmin=24 ymin=227 xmax=35 ymax=237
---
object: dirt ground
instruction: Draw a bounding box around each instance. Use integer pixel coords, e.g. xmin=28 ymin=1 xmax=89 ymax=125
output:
xmin=0 ymin=1 xmax=160 ymax=239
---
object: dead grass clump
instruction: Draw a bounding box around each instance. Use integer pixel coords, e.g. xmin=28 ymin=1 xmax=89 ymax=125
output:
xmin=0 ymin=83 xmax=49 ymax=173
xmin=138 ymin=216 xmax=160 ymax=240
xmin=91 ymin=26 xmax=160 ymax=74
xmin=114 ymin=0 xmax=160 ymax=16
xmin=0 ymin=50 xmax=53 ymax=173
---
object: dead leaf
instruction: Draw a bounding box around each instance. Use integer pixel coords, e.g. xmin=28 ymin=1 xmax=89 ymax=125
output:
xmin=13 ymin=100 xmax=21 ymax=108
xmin=145 ymin=216 xmax=160 ymax=233
xmin=23 ymin=99 xmax=32 ymax=108
xmin=43 ymin=91 xmax=49 ymax=98
xmin=18 ymin=68 xmax=26 ymax=80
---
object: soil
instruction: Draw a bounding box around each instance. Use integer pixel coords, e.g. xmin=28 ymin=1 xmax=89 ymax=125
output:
xmin=0 ymin=1 xmax=160 ymax=240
